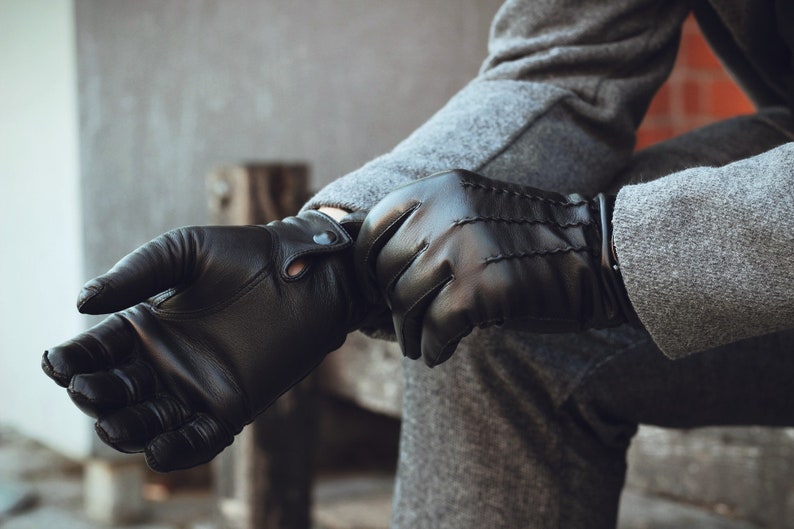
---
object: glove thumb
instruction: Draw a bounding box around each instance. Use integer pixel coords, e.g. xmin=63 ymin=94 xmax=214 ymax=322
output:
xmin=78 ymin=228 xmax=195 ymax=314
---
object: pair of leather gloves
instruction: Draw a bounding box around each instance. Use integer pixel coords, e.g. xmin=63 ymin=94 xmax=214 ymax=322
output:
xmin=42 ymin=170 xmax=637 ymax=472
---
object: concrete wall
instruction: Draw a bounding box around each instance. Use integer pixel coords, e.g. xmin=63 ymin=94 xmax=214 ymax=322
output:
xmin=0 ymin=0 xmax=93 ymax=457
xmin=75 ymin=0 xmax=502 ymax=278
xmin=626 ymin=426 xmax=794 ymax=528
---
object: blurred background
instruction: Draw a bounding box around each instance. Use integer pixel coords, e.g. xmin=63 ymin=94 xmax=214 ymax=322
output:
xmin=0 ymin=1 xmax=789 ymax=529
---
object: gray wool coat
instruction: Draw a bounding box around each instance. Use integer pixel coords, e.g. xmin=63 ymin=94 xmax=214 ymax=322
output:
xmin=304 ymin=0 xmax=794 ymax=359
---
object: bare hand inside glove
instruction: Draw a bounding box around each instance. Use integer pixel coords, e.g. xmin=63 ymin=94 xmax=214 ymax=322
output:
xmin=356 ymin=170 xmax=639 ymax=367
xmin=42 ymin=210 xmax=377 ymax=471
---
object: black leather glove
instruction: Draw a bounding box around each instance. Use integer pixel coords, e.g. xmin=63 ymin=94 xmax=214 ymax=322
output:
xmin=356 ymin=170 xmax=639 ymax=367
xmin=42 ymin=210 xmax=379 ymax=471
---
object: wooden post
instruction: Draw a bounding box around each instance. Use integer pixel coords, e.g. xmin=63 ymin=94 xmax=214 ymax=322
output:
xmin=208 ymin=163 xmax=314 ymax=529
xmin=208 ymin=164 xmax=310 ymax=226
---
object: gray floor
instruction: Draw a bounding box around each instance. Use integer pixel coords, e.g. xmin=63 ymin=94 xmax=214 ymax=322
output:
xmin=0 ymin=426 xmax=396 ymax=529
xmin=0 ymin=426 xmax=764 ymax=529
xmin=0 ymin=427 xmax=214 ymax=529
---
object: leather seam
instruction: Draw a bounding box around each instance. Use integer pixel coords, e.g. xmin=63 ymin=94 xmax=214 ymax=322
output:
xmin=484 ymin=245 xmax=591 ymax=265
xmin=460 ymin=180 xmax=588 ymax=206
xmin=453 ymin=215 xmax=594 ymax=228
xmin=148 ymin=267 xmax=271 ymax=320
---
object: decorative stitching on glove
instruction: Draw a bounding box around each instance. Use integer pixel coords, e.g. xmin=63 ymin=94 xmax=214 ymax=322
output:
xmin=453 ymin=215 xmax=594 ymax=228
xmin=460 ymin=180 xmax=588 ymax=207
xmin=484 ymin=244 xmax=590 ymax=265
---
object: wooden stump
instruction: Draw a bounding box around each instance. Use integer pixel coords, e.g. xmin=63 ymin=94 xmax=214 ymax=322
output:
xmin=209 ymin=163 xmax=314 ymax=529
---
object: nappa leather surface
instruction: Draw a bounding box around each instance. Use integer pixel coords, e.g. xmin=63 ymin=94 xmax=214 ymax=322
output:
xmin=42 ymin=210 xmax=376 ymax=471
xmin=356 ymin=170 xmax=636 ymax=367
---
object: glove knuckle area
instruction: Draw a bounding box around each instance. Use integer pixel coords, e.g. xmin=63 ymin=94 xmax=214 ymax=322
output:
xmin=364 ymin=170 xmax=464 ymax=239
xmin=67 ymin=359 xmax=158 ymax=418
xmin=156 ymin=227 xmax=196 ymax=258
xmin=365 ymin=175 xmax=480 ymax=290
xmin=145 ymin=414 xmax=233 ymax=472
xmin=95 ymin=395 xmax=191 ymax=454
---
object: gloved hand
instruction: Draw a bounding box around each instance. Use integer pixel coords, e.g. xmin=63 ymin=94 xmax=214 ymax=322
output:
xmin=356 ymin=170 xmax=639 ymax=367
xmin=42 ymin=210 xmax=380 ymax=471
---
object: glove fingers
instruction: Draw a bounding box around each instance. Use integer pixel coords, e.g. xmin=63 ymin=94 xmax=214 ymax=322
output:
xmin=67 ymin=359 xmax=158 ymax=418
xmin=391 ymin=256 xmax=454 ymax=362
xmin=356 ymin=199 xmax=421 ymax=295
xmin=95 ymin=395 xmax=191 ymax=454
xmin=421 ymin=256 xmax=529 ymax=365
xmin=421 ymin=281 xmax=476 ymax=367
xmin=78 ymin=229 xmax=194 ymax=314
xmin=42 ymin=314 xmax=136 ymax=387
xmin=144 ymin=414 xmax=233 ymax=472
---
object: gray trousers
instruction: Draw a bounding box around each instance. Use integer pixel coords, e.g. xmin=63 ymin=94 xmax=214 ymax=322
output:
xmin=391 ymin=109 xmax=794 ymax=528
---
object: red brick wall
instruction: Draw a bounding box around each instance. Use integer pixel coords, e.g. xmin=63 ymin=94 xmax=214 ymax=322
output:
xmin=635 ymin=15 xmax=755 ymax=150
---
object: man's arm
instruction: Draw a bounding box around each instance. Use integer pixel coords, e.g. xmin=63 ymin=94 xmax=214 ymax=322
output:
xmin=613 ymin=141 xmax=794 ymax=358
xmin=352 ymin=139 xmax=794 ymax=364
xmin=310 ymin=0 xmax=792 ymax=358
xmin=304 ymin=0 xmax=690 ymax=213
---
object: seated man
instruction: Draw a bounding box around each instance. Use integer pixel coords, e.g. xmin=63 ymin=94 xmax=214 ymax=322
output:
xmin=43 ymin=0 xmax=794 ymax=527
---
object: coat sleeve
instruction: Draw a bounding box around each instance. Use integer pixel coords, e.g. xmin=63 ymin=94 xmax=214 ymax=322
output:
xmin=613 ymin=142 xmax=794 ymax=358
xmin=303 ymin=0 xmax=690 ymax=212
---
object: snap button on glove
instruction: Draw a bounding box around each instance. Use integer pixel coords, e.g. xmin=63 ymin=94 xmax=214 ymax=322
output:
xmin=356 ymin=170 xmax=639 ymax=367
xmin=42 ymin=210 xmax=376 ymax=472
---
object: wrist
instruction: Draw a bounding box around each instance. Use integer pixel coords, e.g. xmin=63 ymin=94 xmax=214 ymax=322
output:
xmin=312 ymin=209 xmax=391 ymax=333
xmin=317 ymin=206 xmax=351 ymax=222
xmin=282 ymin=209 xmax=356 ymax=279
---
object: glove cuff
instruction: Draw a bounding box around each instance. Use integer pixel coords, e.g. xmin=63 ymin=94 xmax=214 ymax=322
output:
xmin=338 ymin=210 xmax=396 ymax=336
xmin=283 ymin=209 xmax=392 ymax=336
xmin=270 ymin=210 xmax=359 ymax=282
xmin=595 ymin=193 xmax=641 ymax=327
